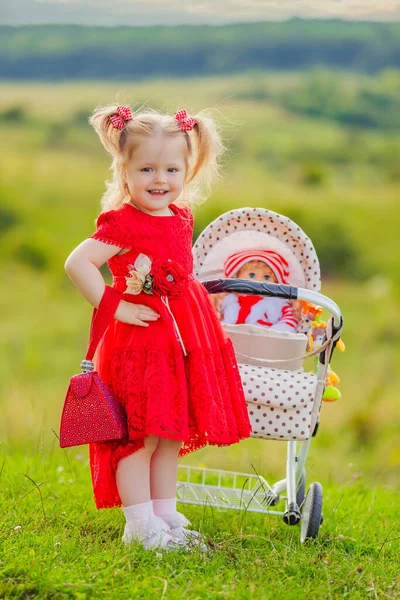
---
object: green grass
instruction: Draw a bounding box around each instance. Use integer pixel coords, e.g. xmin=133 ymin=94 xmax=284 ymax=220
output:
xmin=1 ymin=446 xmax=399 ymax=600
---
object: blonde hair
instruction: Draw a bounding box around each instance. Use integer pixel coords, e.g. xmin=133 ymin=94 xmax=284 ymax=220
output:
xmin=89 ymin=104 xmax=226 ymax=214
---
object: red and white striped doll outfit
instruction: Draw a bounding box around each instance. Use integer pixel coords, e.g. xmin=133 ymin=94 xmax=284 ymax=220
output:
xmin=221 ymin=250 xmax=299 ymax=332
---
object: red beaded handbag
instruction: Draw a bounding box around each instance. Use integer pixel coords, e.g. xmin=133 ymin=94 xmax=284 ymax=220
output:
xmin=59 ymin=285 xmax=128 ymax=448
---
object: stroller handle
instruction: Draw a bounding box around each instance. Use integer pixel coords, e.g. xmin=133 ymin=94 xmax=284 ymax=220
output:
xmin=200 ymin=278 xmax=342 ymax=329
xmin=201 ymin=278 xmax=299 ymax=300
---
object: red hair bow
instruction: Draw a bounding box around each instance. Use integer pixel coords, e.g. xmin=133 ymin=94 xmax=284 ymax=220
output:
xmin=175 ymin=109 xmax=196 ymax=132
xmin=109 ymin=105 xmax=133 ymax=130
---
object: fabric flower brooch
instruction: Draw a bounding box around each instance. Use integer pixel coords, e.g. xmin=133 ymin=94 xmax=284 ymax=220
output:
xmin=125 ymin=253 xmax=188 ymax=298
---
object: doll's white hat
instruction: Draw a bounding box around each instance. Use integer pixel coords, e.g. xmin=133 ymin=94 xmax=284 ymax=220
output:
xmin=224 ymin=250 xmax=290 ymax=283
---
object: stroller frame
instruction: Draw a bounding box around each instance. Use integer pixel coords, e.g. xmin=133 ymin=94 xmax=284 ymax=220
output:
xmin=176 ymin=207 xmax=344 ymax=542
xmin=177 ymin=281 xmax=343 ymax=542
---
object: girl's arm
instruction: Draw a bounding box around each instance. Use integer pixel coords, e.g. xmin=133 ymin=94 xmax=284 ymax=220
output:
xmin=64 ymin=238 xmax=119 ymax=308
xmin=64 ymin=239 xmax=160 ymax=326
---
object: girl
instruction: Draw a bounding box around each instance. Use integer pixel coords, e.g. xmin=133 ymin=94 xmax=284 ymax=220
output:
xmin=64 ymin=104 xmax=252 ymax=552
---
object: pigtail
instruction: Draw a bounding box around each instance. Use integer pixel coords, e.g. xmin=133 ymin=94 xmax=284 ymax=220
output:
xmin=89 ymin=104 xmax=135 ymax=212
xmin=185 ymin=110 xmax=226 ymax=206
xmin=89 ymin=105 xmax=128 ymax=156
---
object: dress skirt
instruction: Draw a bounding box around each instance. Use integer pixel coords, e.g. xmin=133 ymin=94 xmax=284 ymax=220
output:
xmin=90 ymin=276 xmax=252 ymax=508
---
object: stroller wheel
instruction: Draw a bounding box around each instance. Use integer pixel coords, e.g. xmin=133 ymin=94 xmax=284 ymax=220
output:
xmin=296 ymin=471 xmax=306 ymax=509
xmin=300 ymin=482 xmax=323 ymax=543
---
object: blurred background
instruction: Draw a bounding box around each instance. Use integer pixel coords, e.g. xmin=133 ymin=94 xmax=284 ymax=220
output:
xmin=1 ymin=2 xmax=399 ymax=489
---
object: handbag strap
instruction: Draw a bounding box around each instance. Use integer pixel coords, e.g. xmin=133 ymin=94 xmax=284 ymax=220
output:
xmin=85 ymin=285 xmax=123 ymax=361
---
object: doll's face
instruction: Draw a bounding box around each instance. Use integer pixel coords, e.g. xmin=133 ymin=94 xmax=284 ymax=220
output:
xmin=235 ymin=260 xmax=278 ymax=283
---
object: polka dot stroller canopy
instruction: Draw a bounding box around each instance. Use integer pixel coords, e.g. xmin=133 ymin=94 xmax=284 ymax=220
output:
xmin=192 ymin=207 xmax=321 ymax=333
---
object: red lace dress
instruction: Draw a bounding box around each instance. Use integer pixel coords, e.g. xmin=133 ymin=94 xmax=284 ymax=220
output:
xmin=88 ymin=201 xmax=252 ymax=508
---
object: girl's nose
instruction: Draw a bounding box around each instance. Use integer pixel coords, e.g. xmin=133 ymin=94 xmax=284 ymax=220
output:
xmin=154 ymin=173 xmax=167 ymax=183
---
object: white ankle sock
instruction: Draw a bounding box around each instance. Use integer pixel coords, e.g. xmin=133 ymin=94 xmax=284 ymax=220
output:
xmin=123 ymin=500 xmax=154 ymax=521
xmin=122 ymin=500 xmax=182 ymax=550
xmin=152 ymin=498 xmax=177 ymax=520
xmin=152 ymin=498 xmax=191 ymax=528
xmin=122 ymin=500 xmax=154 ymax=542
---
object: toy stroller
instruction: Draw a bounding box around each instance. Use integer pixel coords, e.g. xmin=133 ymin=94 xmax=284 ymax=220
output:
xmin=176 ymin=207 xmax=344 ymax=543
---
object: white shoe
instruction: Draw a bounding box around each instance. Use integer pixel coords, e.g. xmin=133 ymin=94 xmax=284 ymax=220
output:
xmin=122 ymin=514 xmax=192 ymax=551
xmin=163 ymin=512 xmax=208 ymax=553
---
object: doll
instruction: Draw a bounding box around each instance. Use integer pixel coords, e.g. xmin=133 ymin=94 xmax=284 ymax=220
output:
xmin=220 ymin=250 xmax=299 ymax=332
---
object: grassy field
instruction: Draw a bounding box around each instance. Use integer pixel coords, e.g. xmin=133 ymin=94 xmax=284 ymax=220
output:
xmin=0 ymin=72 xmax=399 ymax=598
xmin=1 ymin=448 xmax=399 ymax=600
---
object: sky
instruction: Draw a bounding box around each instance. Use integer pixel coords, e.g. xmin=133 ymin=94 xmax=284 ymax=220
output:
xmin=1 ymin=0 xmax=400 ymax=26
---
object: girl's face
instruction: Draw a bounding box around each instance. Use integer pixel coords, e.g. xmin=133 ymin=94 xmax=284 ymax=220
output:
xmin=235 ymin=260 xmax=278 ymax=283
xmin=124 ymin=134 xmax=188 ymax=216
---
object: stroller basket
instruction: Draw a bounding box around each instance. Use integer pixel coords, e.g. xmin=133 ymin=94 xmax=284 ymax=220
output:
xmin=177 ymin=465 xmax=284 ymax=515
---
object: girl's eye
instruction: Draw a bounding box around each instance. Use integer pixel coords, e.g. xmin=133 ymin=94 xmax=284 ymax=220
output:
xmin=141 ymin=167 xmax=178 ymax=172
xmin=249 ymin=273 xmax=255 ymax=278
xmin=264 ymin=275 xmax=270 ymax=281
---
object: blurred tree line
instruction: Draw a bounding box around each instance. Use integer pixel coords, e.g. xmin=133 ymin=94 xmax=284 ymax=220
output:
xmin=236 ymin=69 xmax=400 ymax=130
xmin=1 ymin=19 xmax=400 ymax=80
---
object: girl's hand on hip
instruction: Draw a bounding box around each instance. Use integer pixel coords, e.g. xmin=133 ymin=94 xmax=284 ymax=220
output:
xmin=115 ymin=300 xmax=160 ymax=327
